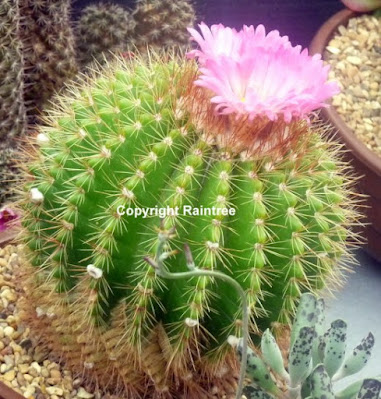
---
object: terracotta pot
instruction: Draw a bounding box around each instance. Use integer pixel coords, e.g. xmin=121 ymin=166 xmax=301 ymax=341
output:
xmin=0 ymin=228 xmax=18 ymax=248
xmin=310 ymin=9 xmax=381 ymax=262
xmin=0 ymin=381 xmax=25 ymax=399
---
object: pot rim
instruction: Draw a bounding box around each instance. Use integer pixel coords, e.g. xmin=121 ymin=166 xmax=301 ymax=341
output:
xmin=0 ymin=228 xmax=18 ymax=248
xmin=309 ymin=8 xmax=381 ymax=177
xmin=0 ymin=381 xmax=25 ymax=399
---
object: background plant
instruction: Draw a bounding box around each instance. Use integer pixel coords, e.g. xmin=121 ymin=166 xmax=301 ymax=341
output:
xmin=0 ymin=0 xmax=25 ymax=206
xmin=132 ymin=0 xmax=196 ymax=51
xmin=19 ymin=0 xmax=77 ymax=122
xmin=75 ymin=2 xmax=136 ymax=67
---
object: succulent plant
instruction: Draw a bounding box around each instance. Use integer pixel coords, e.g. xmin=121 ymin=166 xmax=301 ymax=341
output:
xmin=0 ymin=0 xmax=26 ymax=144
xmin=230 ymin=293 xmax=380 ymax=399
xmin=19 ymin=0 xmax=77 ymax=121
xmin=76 ymin=2 xmax=136 ymax=68
xmin=18 ymin=22 xmax=360 ymax=397
xmin=132 ymin=0 xmax=196 ymax=51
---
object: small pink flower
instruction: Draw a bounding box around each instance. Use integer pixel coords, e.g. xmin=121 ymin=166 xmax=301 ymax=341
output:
xmin=0 ymin=207 xmax=19 ymax=232
xmin=187 ymin=23 xmax=339 ymax=123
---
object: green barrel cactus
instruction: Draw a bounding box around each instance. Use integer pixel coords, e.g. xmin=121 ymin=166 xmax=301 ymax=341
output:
xmin=76 ymin=2 xmax=136 ymax=68
xmin=19 ymin=24 xmax=359 ymax=397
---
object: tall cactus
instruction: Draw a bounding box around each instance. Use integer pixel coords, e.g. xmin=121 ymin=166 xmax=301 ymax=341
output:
xmin=76 ymin=2 xmax=136 ymax=68
xmin=18 ymin=24 xmax=360 ymax=398
xmin=0 ymin=0 xmax=25 ymax=145
xmin=132 ymin=0 xmax=196 ymax=51
xmin=19 ymin=0 xmax=77 ymax=121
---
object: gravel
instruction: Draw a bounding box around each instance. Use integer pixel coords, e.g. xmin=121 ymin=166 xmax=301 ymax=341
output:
xmin=325 ymin=14 xmax=381 ymax=156
xmin=0 ymin=244 xmax=120 ymax=399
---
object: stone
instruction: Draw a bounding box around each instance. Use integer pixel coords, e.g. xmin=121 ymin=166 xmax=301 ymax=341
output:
xmin=326 ymin=46 xmax=340 ymax=54
xmin=23 ymin=385 xmax=36 ymax=398
xmin=50 ymin=369 xmax=61 ymax=379
xmin=347 ymin=55 xmax=362 ymax=65
xmin=3 ymin=369 xmax=16 ymax=381
xmin=45 ymin=386 xmax=64 ymax=396
xmin=31 ymin=362 xmax=42 ymax=374
xmin=77 ymin=387 xmax=95 ymax=398
xmin=3 ymin=326 xmax=14 ymax=337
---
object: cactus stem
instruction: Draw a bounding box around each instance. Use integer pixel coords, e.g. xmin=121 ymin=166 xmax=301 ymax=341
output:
xmin=144 ymin=226 xmax=249 ymax=399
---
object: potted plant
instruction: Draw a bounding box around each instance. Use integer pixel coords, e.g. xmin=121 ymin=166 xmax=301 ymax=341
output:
xmin=309 ymin=1 xmax=381 ymax=261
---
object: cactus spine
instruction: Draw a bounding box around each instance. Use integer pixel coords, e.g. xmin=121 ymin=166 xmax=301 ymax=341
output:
xmin=233 ymin=293 xmax=380 ymax=399
xmin=76 ymin=2 xmax=136 ymax=68
xmin=19 ymin=53 xmax=359 ymax=398
xmin=19 ymin=0 xmax=77 ymax=120
xmin=132 ymin=0 xmax=196 ymax=51
xmin=0 ymin=0 xmax=25 ymax=145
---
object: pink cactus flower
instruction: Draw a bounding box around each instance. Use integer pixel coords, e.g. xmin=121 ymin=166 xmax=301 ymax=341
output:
xmin=0 ymin=207 xmax=19 ymax=232
xmin=187 ymin=23 xmax=339 ymax=123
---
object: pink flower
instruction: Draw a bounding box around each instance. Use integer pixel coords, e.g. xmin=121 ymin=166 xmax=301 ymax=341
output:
xmin=187 ymin=23 xmax=339 ymax=123
xmin=0 ymin=207 xmax=19 ymax=232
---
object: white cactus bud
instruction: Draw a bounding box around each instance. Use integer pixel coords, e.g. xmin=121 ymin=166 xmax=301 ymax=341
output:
xmin=87 ymin=264 xmax=103 ymax=279
xmin=30 ymin=188 xmax=44 ymax=204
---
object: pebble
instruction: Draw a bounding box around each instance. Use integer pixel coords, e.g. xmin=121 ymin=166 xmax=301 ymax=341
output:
xmin=3 ymin=370 xmax=16 ymax=381
xmin=325 ymin=15 xmax=381 ymax=156
xmin=3 ymin=325 xmax=15 ymax=337
xmin=23 ymin=385 xmax=36 ymax=397
xmin=50 ymin=369 xmax=61 ymax=379
xmin=46 ymin=386 xmax=64 ymax=396
xmin=77 ymin=387 xmax=95 ymax=398
xmin=346 ymin=55 xmax=362 ymax=65
xmin=31 ymin=362 xmax=42 ymax=374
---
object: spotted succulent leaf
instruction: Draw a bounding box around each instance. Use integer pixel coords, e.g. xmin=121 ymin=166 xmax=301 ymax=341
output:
xmin=309 ymin=364 xmax=335 ymax=399
xmin=335 ymin=333 xmax=375 ymax=380
xmin=291 ymin=293 xmax=317 ymax=347
xmin=336 ymin=377 xmax=381 ymax=399
xmin=323 ymin=319 xmax=347 ymax=377
xmin=243 ymin=384 xmax=277 ymax=399
xmin=289 ymin=326 xmax=315 ymax=387
xmin=356 ymin=379 xmax=381 ymax=399
xmin=261 ymin=329 xmax=289 ymax=379
xmin=238 ymin=341 xmax=280 ymax=395
xmin=312 ymin=298 xmax=326 ymax=366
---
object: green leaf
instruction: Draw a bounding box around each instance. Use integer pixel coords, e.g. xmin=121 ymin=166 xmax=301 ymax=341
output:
xmin=237 ymin=342 xmax=280 ymax=395
xmin=323 ymin=319 xmax=347 ymax=378
xmin=261 ymin=329 xmax=288 ymax=379
xmin=357 ymin=379 xmax=381 ymax=399
xmin=336 ymin=333 xmax=375 ymax=380
xmin=242 ymin=384 xmax=277 ymax=399
xmin=291 ymin=293 xmax=317 ymax=347
xmin=336 ymin=377 xmax=381 ymax=399
xmin=289 ymin=326 xmax=315 ymax=387
xmin=310 ymin=364 xmax=335 ymax=399
xmin=312 ymin=298 xmax=326 ymax=366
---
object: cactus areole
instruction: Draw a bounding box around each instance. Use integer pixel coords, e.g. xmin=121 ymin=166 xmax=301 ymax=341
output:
xmin=20 ymin=24 xmax=359 ymax=398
